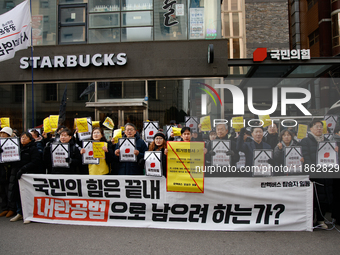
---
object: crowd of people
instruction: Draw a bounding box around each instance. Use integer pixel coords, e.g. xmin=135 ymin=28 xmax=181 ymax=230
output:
xmin=0 ymin=119 xmax=339 ymax=230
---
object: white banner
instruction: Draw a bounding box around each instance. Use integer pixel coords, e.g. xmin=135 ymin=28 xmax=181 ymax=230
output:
xmin=19 ymin=175 xmax=313 ymax=231
xmin=0 ymin=0 xmax=31 ymax=62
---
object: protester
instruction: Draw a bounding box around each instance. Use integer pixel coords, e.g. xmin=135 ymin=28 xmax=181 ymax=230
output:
xmin=273 ymin=129 xmax=302 ymax=166
xmin=8 ymin=132 xmax=41 ymax=223
xmin=146 ymin=132 xmax=167 ymax=177
xmin=300 ymin=120 xmax=335 ymax=229
xmin=114 ymin=123 xmax=148 ymax=175
xmin=263 ymin=122 xmax=279 ymax=149
xmin=332 ymin=126 xmax=340 ymax=224
xmin=0 ymin=127 xmax=16 ymax=218
xmin=44 ymin=128 xmax=82 ymax=174
xmin=207 ymin=124 xmax=240 ymax=166
xmin=237 ymin=126 xmax=274 ymax=167
xmin=80 ymin=128 xmax=114 ymax=175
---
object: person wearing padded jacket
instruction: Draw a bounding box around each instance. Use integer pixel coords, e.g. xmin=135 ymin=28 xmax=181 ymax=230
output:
xmin=8 ymin=132 xmax=42 ymax=223
xmin=114 ymin=123 xmax=148 ymax=175
xmin=44 ymin=128 xmax=82 ymax=174
xmin=146 ymin=132 xmax=167 ymax=177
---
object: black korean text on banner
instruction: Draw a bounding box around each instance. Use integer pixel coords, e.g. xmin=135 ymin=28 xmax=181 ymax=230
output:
xmin=143 ymin=121 xmax=159 ymax=143
xmin=253 ymin=149 xmax=273 ymax=177
xmin=284 ymin=146 xmax=303 ymax=173
xmin=144 ymin=151 xmax=162 ymax=177
xmin=324 ymin=115 xmax=338 ymax=133
xmin=317 ymin=141 xmax=338 ymax=167
xmin=185 ymin=116 xmax=199 ymax=133
xmin=82 ymin=141 xmax=99 ymax=165
xmin=119 ymin=138 xmax=136 ymax=162
xmin=51 ymin=143 xmax=70 ymax=168
xmin=78 ymin=117 xmax=92 ymax=141
xmin=211 ymin=140 xmax=231 ymax=166
xmin=19 ymin=175 xmax=313 ymax=231
xmin=0 ymin=138 xmax=20 ymax=162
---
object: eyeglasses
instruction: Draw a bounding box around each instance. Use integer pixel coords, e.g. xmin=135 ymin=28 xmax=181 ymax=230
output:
xmin=314 ymin=126 xmax=323 ymax=129
xmin=155 ymin=137 xmax=164 ymax=141
xmin=125 ymin=129 xmax=135 ymax=132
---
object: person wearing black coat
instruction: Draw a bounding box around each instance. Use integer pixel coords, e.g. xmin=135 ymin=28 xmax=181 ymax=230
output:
xmin=331 ymin=126 xmax=340 ymax=224
xmin=300 ymin=120 xmax=333 ymax=229
xmin=114 ymin=123 xmax=148 ymax=175
xmin=263 ymin=123 xmax=279 ymax=149
xmin=206 ymin=124 xmax=240 ymax=167
xmin=237 ymin=126 xmax=273 ymax=168
xmin=273 ymin=129 xmax=301 ymax=166
xmin=44 ymin=128 xmax=82 ymax=174
xmin=8 ymin=132 xmax=42 ymax=222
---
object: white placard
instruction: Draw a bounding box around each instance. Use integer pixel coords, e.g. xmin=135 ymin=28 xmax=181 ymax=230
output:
xmin=284 ymin=146 xmax=302 ymax=173
xmin=119 ymin=138 xmax=136 ymax=162
xmin=82 ymin=141 xmax=99 ymax=165
xmin=211 ymin=140 xmax=231 ymax=166
xmin=324 ymin=115 xmax=338 ymax=133
xmin=0 ymin=138 xmax=20 ymax=162
xmin=144 ymin=151 xmax=162 ymax=177
xmin=51 ymin=143 xmax=70 ymax=168
xmin=253 ymin=149 xmax=273 ymax=176
xmin=317 ymin=141 xmax=338 ymax=167
xmin=185 ymin=116 xmax=199 ymax=133
xmin=143 ymin=121 xmax=159 ymax=143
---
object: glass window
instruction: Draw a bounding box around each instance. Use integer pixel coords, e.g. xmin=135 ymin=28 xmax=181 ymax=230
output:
xmin=89 ymin=0 xmax=120 ymax=12
xmin=60 ymin=6 xmax=86 ymax=24
xmin=89 ymin=13 xmax=120 ymax=28
xmin=60 ymin=26 xmax=86 ymax=43
xmin=121 ymin=27 xmax=153 ymax=42
xmin=89 ymin=28 xmax=120 ymax=43
xmin=332 ymin=13 xmax=340 ymax=47
xmin=121 ymin=0 xmax=153 ymax=10
xmin=0 ymin=84 xmax=24 ymax=132
xmin=123 ymin=81 xmax=145 ymax=98
xmin=97 ymin=82 xmax=122 ymax=99
xmin=308 ymin=28 xmax=319 ymax=47
xmin=154 ymin=0 xmax=188 ymax=40
xmin=121 ymin=11 xmax=153 ymax=27
xmin=45 ymin=84 xmax=58 ymax=101
xmin=232 ymin=13 xmax=239 ymax=37
xmin=59 ymin=0 xmax=87 ymax=4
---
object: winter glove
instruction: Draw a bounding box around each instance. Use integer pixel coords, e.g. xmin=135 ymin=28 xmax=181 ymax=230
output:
xmin=138 ymin=158 xmax=145 ymax=167
xmin=267 ymin=158 xmax=276 ymax=166
xmin=239 ymin=127 xmax=246 ymax=136
xmin=16 ymin=170 xmax=23 ymax=180
xmin=65 ymin=157 xmax=72 ymax=164
xmin=226 ymin=150 xmax=235 ymax=156
xmin=209 ymin=150 xmax=216 ymax=156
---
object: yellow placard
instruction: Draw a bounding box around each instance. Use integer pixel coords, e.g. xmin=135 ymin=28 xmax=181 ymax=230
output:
xmin=43 ymin=117 xmax=52 ymax=133
xmin=167 ymin=141 xmax=204 ymax=193
xmin=113 ymin=129 xmax=122 ymax=144
xmin=297 ymin=124 xmax=308 ymax=139
xmin=103 ymin=117 xmax=114 ymax=130
xmin=259 ymin=115 xmax=272 ymax=128
xmin=49 ymin=115 xmax=59 ymax=129
xmin=172 ymin=127 xmax=182 ymax=136
xmin=200 ymin=116 xmax=212 ymax=131
xmin=76 ymin=118 xmax=89 ymax=133
xmin=121 ymin=126 xmax=125 ymax=131
xmin=0 ymin=117 xmax=10 ymax=128
xmin=92 ymin=121 xmax=100 ymax=128
xmin=232 ymin=116 xmax=244 ymax=132
xmin=93 ymin=142 xmax=107 ymax=158
xmin=322 ymin=120 xmax=327 ymax=134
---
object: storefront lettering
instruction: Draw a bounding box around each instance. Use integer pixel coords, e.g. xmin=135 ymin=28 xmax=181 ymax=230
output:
xmin=163 ymin=0 xmax=179 ymax=27
xmin=19 ymin=53 xmax=127 ymax=69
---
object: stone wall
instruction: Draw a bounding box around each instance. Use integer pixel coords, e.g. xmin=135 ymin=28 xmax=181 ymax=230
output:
xmin=245 ymin=0 xmax=290 ymax=57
